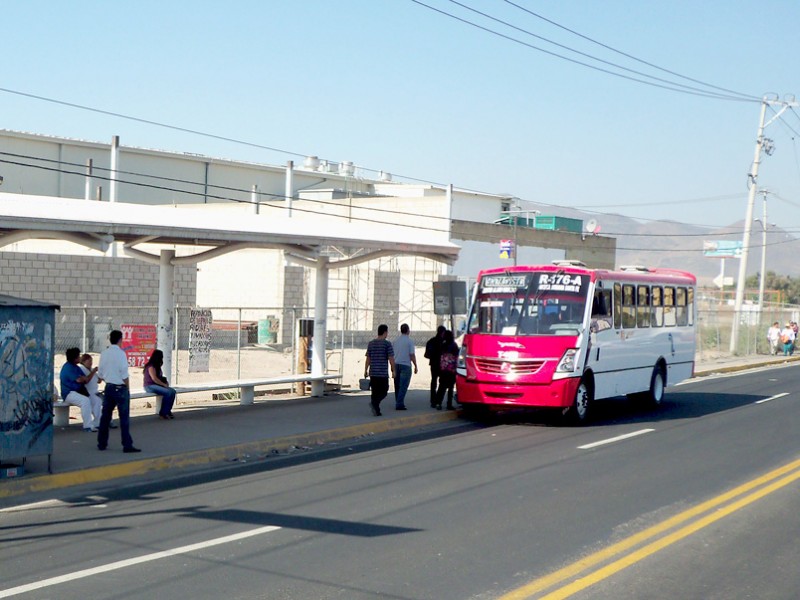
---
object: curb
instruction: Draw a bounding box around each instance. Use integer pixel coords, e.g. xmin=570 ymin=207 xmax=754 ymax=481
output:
xmin=694 ymin=355 xmax=800 ymax=377
xmin=0 ymin=411 xmax=460 ymax=500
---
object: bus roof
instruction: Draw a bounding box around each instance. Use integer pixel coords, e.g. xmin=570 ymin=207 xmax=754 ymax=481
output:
xmin=476 ymin=264 xmax=696 ymax=286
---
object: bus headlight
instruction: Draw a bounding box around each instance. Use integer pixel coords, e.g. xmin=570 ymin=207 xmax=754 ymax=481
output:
xmin=457 ymin=344 xmax=467 ymax=370
xmin=555 ymin=349 xmax=578 ymax=373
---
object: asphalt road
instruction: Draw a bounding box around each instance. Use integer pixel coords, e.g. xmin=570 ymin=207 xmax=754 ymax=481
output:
xmin=1 ymin=364 xmax=799 ymax=600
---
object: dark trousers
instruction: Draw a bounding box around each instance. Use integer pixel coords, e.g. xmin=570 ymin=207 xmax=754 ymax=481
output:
xmin=98 ymin=383 xmax=134 ymax=449
xmin=429 ymin=363 xmax=441 ymax=405
xmin=436 ymin=372 xmax=456 ymax=407
xmin=370 ymin=376 xmax=390 ymax=410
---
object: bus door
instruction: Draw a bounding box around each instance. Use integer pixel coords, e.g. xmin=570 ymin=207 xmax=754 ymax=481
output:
xmin=585 ymin=283 xmax=617 ymax=399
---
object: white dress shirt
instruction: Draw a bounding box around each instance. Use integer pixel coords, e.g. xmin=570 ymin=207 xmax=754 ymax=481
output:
xmin=98 ymin=344 xmax=130 ymax=385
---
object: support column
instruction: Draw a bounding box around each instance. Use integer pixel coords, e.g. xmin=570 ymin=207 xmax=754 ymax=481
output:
xmin=158 ymin=249 xmax=176 ymax=381
xmin=311 ymin=256 xmax=329 ymax=397
xmin=285 ymin=160 xmax=294 ymax=217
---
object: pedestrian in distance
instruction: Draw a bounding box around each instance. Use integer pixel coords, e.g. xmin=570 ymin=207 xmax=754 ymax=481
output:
xmin=97 ymin=329 xmax=141 ymax=453
xmin=767 ymin=321 xmax=781 ymax=356
xmin=58 ymin=347 xmax=100 ymax=431
xmin=780 ymin=322 xmax=795 ymax=356
xmin=434 ymin=329 xmax=459 ymax=411
xmin=424 ymin=325 xmax=446 ymax=407
xmin=144 ymin=349 xmax=178 ymax=420
xmin=392 ymin=323 xmax=418 ymax=410
xmin=364 ymin=324 xmax=396 ymax=416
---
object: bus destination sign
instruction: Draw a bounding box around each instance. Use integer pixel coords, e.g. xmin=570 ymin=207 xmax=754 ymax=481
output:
xmin=537 ymin=273 xmax=583 ymax=293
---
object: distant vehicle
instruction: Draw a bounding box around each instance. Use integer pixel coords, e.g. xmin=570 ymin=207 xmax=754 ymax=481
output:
xmin=456 ymin=261 xmax=696 ymax=423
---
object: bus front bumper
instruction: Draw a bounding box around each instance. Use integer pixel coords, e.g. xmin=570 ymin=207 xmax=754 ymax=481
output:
xmin=456 ymin=376 xmax=581 ymax=409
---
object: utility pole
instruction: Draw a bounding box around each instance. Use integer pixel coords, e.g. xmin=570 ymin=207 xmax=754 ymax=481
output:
xmin=756 ymin=189 xmax=770 ymax=314
xmin=730 ymin=96 xmax=798 ymax=353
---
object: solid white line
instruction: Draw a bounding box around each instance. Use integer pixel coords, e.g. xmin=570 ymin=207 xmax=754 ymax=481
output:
xmin=578 ymin=429 xmax=655 ymax=450
xmin=0 ymin=499 xmax=67 ymax=513
xmin=755 ymin=392 xmax=790 ymax=404
xmin=0 ymin=525 xmax=281 ymax=598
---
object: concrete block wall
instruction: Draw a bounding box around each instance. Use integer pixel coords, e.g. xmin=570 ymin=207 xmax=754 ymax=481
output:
xmin=371 ymin=271 xmax=400 ymax=333
xmin=0 ymin=250 xmax=196 ymax=306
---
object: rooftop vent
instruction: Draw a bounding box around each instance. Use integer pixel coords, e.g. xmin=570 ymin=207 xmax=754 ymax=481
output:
xmin=552 ymin=260 xmax=587 ymax=267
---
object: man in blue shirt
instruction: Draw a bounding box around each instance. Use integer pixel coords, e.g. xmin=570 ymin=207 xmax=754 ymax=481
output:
xmin=59 ymin=347 xmax=98 ymax=431
xmin=392 ymin=323 xmax=418 ymax=410
xmin=364 ymin=324 xmax=395 ymax=417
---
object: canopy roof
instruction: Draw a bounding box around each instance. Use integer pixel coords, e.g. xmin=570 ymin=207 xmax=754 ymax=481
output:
xmin=0 ymin=193 xmax=459 ymax=267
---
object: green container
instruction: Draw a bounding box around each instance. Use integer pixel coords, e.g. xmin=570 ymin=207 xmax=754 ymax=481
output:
xmin=257 ymin=319 xmax=277 ymax=344
xmin=533 ymin=216 xmax=583 ymax=234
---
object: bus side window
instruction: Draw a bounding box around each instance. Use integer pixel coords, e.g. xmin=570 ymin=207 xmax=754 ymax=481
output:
xmin=613 ymin=283 xmax=622 ymax=329
xmin=676 ymin=287 xmax=688 ymax=326
xmin=651 ymin=286 xmax=663 ymax=327
xmin=591 ymin=289 xmax=612 ymax=332
xmin=687 ymin=287 xmax=694 ymax=326
xmin=637 ymin=285 xmax=650 ymax=328
xmin=622 ymin=284 xmax=636 ymax=328
xmin=664 ymin=286 xmax=676 ymax=327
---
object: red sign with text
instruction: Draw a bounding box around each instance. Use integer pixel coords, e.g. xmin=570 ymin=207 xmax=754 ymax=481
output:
xmin=121 ymin=324 xmax=157 ymax=368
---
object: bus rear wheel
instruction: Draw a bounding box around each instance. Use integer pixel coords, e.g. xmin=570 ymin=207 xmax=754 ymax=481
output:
xmin=645 ymin=366 xmax=666 ymax=406
xmin=564 ymin=377 xmax=593 ymax=425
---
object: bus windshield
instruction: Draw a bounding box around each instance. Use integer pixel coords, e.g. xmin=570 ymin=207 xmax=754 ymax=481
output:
xmin=467 ymin=272 xmax=589 ymax=336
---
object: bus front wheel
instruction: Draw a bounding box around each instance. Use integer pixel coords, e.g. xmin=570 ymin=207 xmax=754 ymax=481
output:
xmin=564 ymin=378 xmax=593 ymax=425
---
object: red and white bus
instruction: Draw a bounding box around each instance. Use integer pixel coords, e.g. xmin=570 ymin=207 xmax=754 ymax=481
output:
xmin=456 ymin=261 xmax=696 ymax=422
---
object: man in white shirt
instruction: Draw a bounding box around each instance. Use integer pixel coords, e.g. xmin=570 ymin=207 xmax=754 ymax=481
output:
xmin=392 ymin=323 xmax=418 ymax=410
xmin=97 ymin=329 xmax=141 ymax=453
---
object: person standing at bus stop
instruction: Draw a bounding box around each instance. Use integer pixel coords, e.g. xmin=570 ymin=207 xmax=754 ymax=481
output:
xmin=434 ymin=330 xmax=459 ymax=411
xmin=392 ymin=323 xmax=418 ymax=410
xmin=97 ymin=329 xmax=141 ymax=453
xmin=424 ymin=325 xmax=446 ymax=407
xmin=364 ymin=324 xmax=395 ymax=416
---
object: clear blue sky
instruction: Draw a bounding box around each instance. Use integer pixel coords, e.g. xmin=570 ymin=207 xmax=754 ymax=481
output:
xmin=2 ymin=0 xmax=799 ymax=230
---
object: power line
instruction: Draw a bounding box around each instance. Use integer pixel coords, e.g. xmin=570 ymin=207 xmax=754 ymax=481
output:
xmin=501 ymin=0 xmax=760 ymax=101
xmin=408 ymin=0 xmax=758 ymax=102
xmin=7 ymin=155 xmax=799 ymax=254
xmin=0 ymin=86 xmax=448 ymax=188
xmin=445 ymin=0 xmax=759 ymax=101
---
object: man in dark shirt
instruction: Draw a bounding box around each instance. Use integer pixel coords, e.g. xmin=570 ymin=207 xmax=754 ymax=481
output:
xmin=424 ymin=326 xmax=446 ymax=407
xmin=364 ymin=324 xmax=395 ymax=416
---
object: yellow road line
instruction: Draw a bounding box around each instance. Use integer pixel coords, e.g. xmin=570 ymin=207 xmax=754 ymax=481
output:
xmin=498 ymin=457 xmax=800 ymax=600
xmin=539 ymin=467 xmax=800 ymax=599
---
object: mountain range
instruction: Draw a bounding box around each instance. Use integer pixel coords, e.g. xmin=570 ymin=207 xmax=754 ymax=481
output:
xmin=529 ymin=204 xmax=798 ymax=288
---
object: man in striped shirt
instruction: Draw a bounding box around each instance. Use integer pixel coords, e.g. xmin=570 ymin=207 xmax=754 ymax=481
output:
xmin=364 ymin=324 xmax=396 ymax=417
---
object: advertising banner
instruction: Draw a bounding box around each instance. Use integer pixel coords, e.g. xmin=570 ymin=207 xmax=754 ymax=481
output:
xmin=121 ymin=325 xmax=157 ymax=368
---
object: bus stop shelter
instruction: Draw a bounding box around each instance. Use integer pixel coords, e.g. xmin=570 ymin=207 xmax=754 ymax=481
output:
xmin=0 ymin=193 xmax=460 ymax=396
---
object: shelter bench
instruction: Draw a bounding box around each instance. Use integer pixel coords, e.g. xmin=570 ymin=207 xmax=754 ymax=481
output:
xmin=52 ymin=374 xmax=342 ymax=426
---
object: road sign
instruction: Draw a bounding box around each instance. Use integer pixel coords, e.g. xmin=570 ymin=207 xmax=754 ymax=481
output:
xmin=712 ymin=274 xmax=734 ymax=289
xmin=703 ymin=240 xmax=742 ymax=258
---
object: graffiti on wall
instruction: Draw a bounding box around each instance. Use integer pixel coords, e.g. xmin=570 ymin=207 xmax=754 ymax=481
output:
xmin=0 ymin=310 xmax=54 ymax=460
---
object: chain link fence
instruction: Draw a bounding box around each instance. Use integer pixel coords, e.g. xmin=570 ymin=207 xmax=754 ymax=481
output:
xmin=53 ymin=305 xmax=452 ymax=392
xmin=54 ymin=302 xmax=798 ymax=395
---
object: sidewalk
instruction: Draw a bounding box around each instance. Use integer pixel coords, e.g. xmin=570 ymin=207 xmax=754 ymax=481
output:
xmin=2 ymin=353 xmax=798 ymax=503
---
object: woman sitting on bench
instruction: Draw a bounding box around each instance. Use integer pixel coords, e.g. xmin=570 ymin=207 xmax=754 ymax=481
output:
xmin=144 ymin=349 xmax=177 ymax=420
